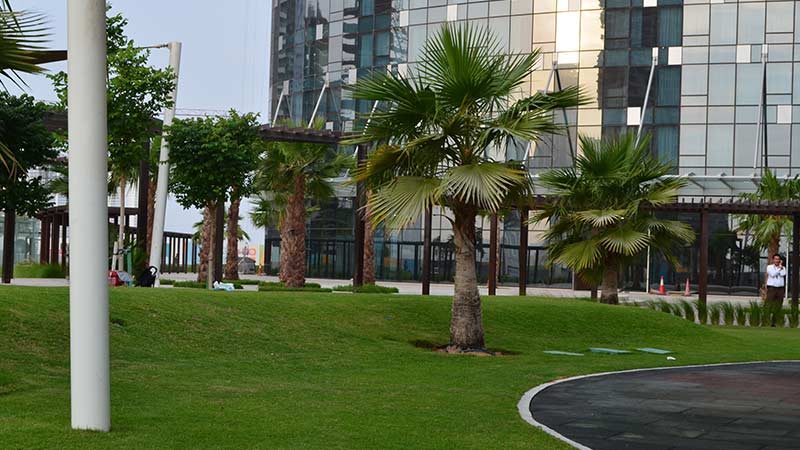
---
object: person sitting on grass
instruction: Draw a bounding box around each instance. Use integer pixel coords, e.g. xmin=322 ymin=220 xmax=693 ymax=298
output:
xmin=765 ymin=254 xmax=787 ymax=326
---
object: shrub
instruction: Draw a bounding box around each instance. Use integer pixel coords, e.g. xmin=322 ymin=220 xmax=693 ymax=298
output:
xmin=748 ymin=301 xmax=763 ymax=327
xmin=734 ymin=304 xmax=747 ymax=326
xmin=693 ymin=300 xmax=708 ymax=325
xmin=13 ymin=263 xmax=65 ymax=279
xmin=258 ymin=285 xmax=332 ymax=293
xmin=708 ymin=303 xmax=722 ymax=326
xmin=789 ymin=308 xmax=799 ymax=328
xmin=720 ymin=302 xmax=735 ymax=326
xmin=174 ymin=281 xmax=243 ymax=290
xmin=159 ymin=279 xmax=176 ymax=285
xmin=678 ymin=300 xmax=695 ymax=323
xmin=225 ymin=279 xmax=260 ymax=285
xmin=332 ymin=284 xmax=400 ymax=294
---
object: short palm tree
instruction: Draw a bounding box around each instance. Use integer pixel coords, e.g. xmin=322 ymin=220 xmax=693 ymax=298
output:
xmin=535 ymin=133 xmax=695 ymax=304
xmin=256 ymin=125 xmax=352 ymax=287
xmin=736 ymin=170 xmax=798 ymax=262
xmin=346 ymin=24 xmax=584 ymax=350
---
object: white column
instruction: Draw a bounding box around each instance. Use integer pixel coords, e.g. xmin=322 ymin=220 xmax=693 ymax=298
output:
xmin=148 ymin=42 xmax=182 ymax=281
xmin=68 ymin=0 xmax=110 ymax=432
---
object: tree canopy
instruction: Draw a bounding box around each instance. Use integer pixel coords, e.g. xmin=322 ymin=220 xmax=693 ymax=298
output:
xmin=167 ymin=111 xmax=262 ymax=210
xmin=0 ymin=92 xmax=56 ymax=216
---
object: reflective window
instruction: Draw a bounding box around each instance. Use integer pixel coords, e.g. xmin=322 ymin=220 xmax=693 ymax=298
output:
xmin=710 ymin=4 xmax=737 ymax=46
xmin=681 ymin=65 xmax=708 ymax=96
xmin=707 ymin=125 xmax=734 ymax=167
xmin=736 ymin=64 xmax=762 ymax=105
xmin=683 ymin=5 xmax=709 ymax=36
xmin=708 ymin=65 xmax=735 ymax=105
xmin=767 ymin=2 xmax=794 ymax=33
xmin=738 ymin=3 xmax=765 ymax=45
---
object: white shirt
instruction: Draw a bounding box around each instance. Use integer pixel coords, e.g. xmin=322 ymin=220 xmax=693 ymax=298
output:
xmin=766 ymin=264 xmax=786 ymax=288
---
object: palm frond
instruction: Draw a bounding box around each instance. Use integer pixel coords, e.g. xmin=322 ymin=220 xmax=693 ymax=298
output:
xmin=369 ymin=176 xmax=440 ymax=229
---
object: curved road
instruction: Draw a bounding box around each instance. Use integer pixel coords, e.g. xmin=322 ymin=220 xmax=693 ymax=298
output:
xmin=528 ymin=361 xmax=800 ymax=450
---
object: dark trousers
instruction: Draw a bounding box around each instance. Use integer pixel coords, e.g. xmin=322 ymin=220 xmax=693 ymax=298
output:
xmin=765 ymin=286 xmax=785 ymax=326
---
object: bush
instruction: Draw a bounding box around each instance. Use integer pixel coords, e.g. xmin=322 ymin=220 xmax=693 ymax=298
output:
xmin=225 ymin=279 xmax=260 ymax=285
xmin=258 ymin=281 xmax=323 ymax=289
xmin=678 ymin=300 xmax=695 ymax=323
xmin=734 ymin=304 xmax=747 ymax=326
xmin=258 ymin=285 xmax=332 ymax=293
xmin=332 ymin=284 xmax=400 ymax=294
xmin=13 ymin=263 xmax=65 ymax=279
xmin=174 ymin=281 xmax=243 ymax=290
xmin=159 ymin=279 xmax=176 ymax=285
xmin=708 ymin=303 xmax=722 ymax=326
xmin=789 ymin=308 xmax=799 ymax=328
xmin=748 ymin=301 xmax=763 ymax=327
xmin=720 ymin=302 xmax=735 ymax=326
xmin=694 ymin=299 xmax=708 ymax=325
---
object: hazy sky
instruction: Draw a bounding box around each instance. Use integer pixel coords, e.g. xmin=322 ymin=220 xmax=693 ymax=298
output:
xmin=11 ymin=0 xmax=271 ymax=240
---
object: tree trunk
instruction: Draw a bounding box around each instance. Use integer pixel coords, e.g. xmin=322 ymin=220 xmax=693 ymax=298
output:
xmin=449 ymin=206 xmax=485 ymax=350
xmin=600 ymin=260 xmax=620 ymax=305
xmin=363 ymin=195 xmax=376 ymax=285
xmin=283 ymin=175 xmax=306 ymax=288
xmin=225 ymin=196 xmax=241 ymax=280
xmin=197 ymin=204 xmax=214 ymax=283
xmin=146 ymin=178 xmax=156 ymax=253
xmin=278 ymin=217 xmax=287 ymax=283
xmin=2 ymin=209 xmax=15 ymax=284
xmin=117 ymin=176 xmax=126 ymax=271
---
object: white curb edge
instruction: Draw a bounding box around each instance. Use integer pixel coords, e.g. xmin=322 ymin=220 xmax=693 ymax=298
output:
xmin=517 ymin=360 xmax=800 ymax=450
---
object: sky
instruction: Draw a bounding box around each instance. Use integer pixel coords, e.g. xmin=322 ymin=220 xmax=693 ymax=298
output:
xmin=10 ymin=0 xmax=271 ymax=242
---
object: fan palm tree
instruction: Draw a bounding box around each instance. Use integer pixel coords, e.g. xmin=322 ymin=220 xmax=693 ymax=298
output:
xmin=255 ymin=125 xmax=352 ymax=287
xmin=736 ymin=170 xmax=798 ymax=263
xmin=535 ymin=133 xmax=695 ymax=304
xmin=346 ymin=24 xmax=584 ymax=350
xmin=0 ymin=2 xmax=49 ymax=173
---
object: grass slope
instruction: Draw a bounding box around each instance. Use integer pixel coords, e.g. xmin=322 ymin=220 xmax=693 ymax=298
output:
xmin=2 ymin=287 xmax=800 ymax=449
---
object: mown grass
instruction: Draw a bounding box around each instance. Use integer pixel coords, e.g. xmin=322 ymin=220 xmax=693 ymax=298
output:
xmin=1 ymin=286 xmax=800 ymax=449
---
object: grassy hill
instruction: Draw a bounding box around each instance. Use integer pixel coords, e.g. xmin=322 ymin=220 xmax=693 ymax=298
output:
xmin=2 ymin=286 xmax=800 ymax=449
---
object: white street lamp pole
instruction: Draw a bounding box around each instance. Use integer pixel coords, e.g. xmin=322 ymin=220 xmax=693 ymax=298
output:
xmin=148 ymin=42 xmax=182 ymax=283
xmin=68 ymin=0 xmax=110 ymax=431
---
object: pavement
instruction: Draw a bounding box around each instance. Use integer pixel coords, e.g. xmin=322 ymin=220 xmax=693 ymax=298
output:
xmin=529 ymin=361 xmax=800 ymax=450
xmin=6 ymin=273 xmax=764 ymax=305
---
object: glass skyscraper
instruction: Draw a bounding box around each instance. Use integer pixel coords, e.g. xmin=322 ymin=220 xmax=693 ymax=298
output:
xmin=269 ymin=0 xmax=799 ymax=289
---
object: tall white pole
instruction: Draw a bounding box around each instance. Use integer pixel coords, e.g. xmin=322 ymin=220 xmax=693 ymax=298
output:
xmin=68 ymin=0 xmax=110 ymax=432
xmin=636 ymin=49 xmax=658 ymax=146
xmin=148 ymin=42 xmax=182 ymax=282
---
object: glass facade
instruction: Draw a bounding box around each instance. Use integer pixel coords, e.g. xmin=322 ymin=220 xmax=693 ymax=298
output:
xmin=270 ymin=0 xmax=800 ymax=286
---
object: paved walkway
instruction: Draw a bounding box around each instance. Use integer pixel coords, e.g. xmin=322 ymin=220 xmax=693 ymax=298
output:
xmin=7 ymin=273 xmax=764 ymax=305
xmin=528 ymin=361 xmax=800 ymax=450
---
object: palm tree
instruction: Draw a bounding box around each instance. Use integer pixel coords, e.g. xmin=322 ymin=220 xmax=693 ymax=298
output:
xmin=0 ymin=2 xmax=49 ymax=172
xmin=535 ymin=133 xmax=695 ymax=304
xmin=346 ymin=24 xmax=584 ymax=350
xmin=736 ymin=170 xmax=798 ymax=264
xmin=255 ymin=131 xmax=352 ymax=287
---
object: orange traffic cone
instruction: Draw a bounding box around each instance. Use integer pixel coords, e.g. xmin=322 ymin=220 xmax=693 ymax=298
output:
xmin=659 ymin=276 xmax=666 ymax=295
xmin=684 ymin=278 xmax=691 ymax=296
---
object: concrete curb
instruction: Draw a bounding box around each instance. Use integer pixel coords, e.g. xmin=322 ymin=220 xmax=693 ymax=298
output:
xmin=516 ymin=360 xmax=800 ymax=450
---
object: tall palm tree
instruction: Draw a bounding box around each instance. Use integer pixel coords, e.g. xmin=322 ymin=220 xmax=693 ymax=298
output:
xmin=535 ymin=133 xmax=695 ymax=304
xmin=256 ymin=127 xmax=352 ymax=287
xmin=0 ymin=2 xmax=49 ymax=172
xmin=347 ymin=24 xmax=584 ymax=350
xmin=736 ymin=170 xmax=798 ymax=263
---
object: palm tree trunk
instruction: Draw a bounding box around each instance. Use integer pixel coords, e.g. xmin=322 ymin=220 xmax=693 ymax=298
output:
xmin=449 ymin=206 xmax=485 ymax=350
xmin=600 ymin=259 xmax=620 ymax=305
xmin=225 ymin=196 xmax=241 ymax=280
xmin=197 ymin=204 xmax=214 ymax=283
xmin=278 ymin=216 xmax=287 ymax=283
xmin=146 ymin=178 xmax=156 ymax=255
xmin=363 ymin=195 xmax=376 ymax=285
xmin=283 ymin=175 xmax=306 ymax=288
xmin=117 ymin=175 xmax=126 ymax=271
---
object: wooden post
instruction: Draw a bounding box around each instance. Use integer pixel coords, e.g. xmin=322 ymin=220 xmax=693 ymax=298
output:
xmin=353 ymin=144 xmax=367 ymax=287
xmin=422 ymin=205 xmax=432 ymax=295
xmin=2 ymin=210 xmax=15 ymax=283
xmin=137 ymin=156 xmax=149 ymax=256
xmin=698 ymin=208 xmax=709 ymax=307
xmin=40 ymin=216 xmax=50 ymax=264
xmin=519 ymin=208 xmax=529 ymax=296
xmin=792 ymin=214 xmax=799 ymax=311
xmin=61 ymin=216 xmax=68 ymax=271
xmin=488 ymin=213 xmax=498 ymax=295
xmin=50 ymin=215 xmax=61 ymax=265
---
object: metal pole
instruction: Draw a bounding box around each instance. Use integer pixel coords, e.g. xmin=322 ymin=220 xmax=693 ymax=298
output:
xmin=271 ymin=87 xmax=286 ymax=125
xmin=422 ymin=206 xmax=432 ymax=295
xmin=699 ymin=209 xmax=709 ymax=307
xmin=753 ymin=45 xmax=768 ymax=170
xmin=353 ymin=144 xmax=367 ymax=286
xmin=136 ymin=149 xmax=149 ymax=256
xmin=67 ymin=0 xmax=109 ymax=431
xmin=2 ymin=210 xmax=15 ymax=283
xmin=488 ymin=214 xmax=498 ymax=295
xmin=148 ymin=41 xmax=182 ymax=284
xmin=792 ymin=214 xmax=799 ymax=311
xmin=636 ymin=49 xmax=658 ymax=146
xmin=519 ymin=208 xmax=529 ymax=296
xmin=309 ymin=81 xmax=328 ymax=126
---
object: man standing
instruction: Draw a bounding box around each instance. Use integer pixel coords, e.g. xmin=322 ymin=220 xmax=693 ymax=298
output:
xmin=765 ymin=254 xmax=787 ymax=326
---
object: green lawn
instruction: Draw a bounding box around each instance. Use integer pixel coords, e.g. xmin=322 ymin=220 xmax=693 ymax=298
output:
xmin=2 ymin=287 xmax=800 ymax=449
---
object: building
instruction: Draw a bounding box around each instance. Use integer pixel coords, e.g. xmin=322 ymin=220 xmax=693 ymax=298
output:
xmin=269 ymin=0 xmax=799 ymax=292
